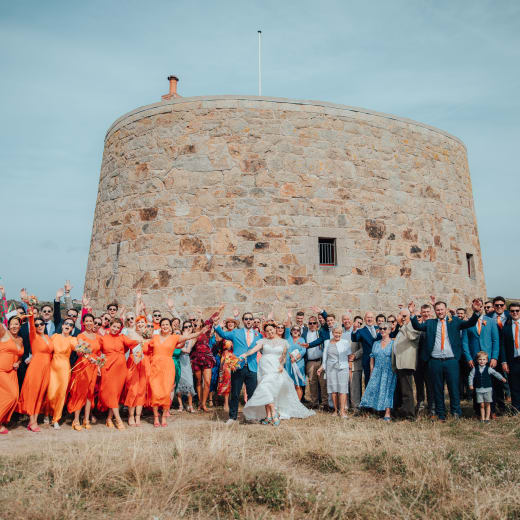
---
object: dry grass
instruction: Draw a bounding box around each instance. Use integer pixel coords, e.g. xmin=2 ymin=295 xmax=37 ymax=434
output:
xmin=1 ymin=411 xmax=520 ymax=519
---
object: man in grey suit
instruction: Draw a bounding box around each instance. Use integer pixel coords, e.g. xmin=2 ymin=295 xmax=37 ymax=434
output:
xmin=341 ymin=314 xmax=363 ymax=410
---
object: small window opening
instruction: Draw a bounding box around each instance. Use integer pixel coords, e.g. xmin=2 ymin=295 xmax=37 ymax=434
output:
xmin=319 ymin=238 xmax=337 ymax=266
xmin=466 ymin=253 xmax=475 ymax=279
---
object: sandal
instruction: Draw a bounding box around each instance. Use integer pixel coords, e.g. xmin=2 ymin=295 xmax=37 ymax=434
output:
xmin=115 ymin=419 xmax=126 ymax=430
xmin=260 ymin=417 xmax=271 ymax=425
xmin=154 ymin=418 xmax=160 ymax=428
xmin=83 ymin=420 xmax=91 ymax=430
xmin=106 ymin=418 xmax=115 ymax=429
xmin=71 ymin=421 xmax=83 ymax=431
xmin=0 ymin=427 xmax=8 ymax=435
xmin=187 ymin=406 xmax=195 ymax=413
xmin=272 ymin=413 xmax=281 ymax=427
xmin=27 ymin=423 xmax=41 ymax=433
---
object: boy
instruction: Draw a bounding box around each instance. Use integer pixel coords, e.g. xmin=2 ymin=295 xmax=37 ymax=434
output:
xmin=469 ymin=351 xmax=506 ymax=423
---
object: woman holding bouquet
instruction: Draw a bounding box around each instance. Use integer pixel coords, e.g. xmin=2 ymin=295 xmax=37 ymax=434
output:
xmin=0 ymin=317 xmax=23 ymax=435
xmin=98 ymin=318 xmax=140 ymax=430
xmin=18 ymin=310 xmax=53 ymax=432
xmin=147 ymin=318 xmax=209 ymax=427
xmin=67 ymin=314 xmax=102 ymax=431
xmin=45 ymin=319 xmax=78 ymax=429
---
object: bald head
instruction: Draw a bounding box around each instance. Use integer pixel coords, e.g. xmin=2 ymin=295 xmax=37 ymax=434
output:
xmin=398 ymin=308 xmax=410 ymax=324
xmin=365 ymin=312 xmax=375 ymax=326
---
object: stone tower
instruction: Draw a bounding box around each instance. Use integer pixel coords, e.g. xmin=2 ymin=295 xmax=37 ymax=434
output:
xmin=84 ymin=83 xmax=486 ymax=316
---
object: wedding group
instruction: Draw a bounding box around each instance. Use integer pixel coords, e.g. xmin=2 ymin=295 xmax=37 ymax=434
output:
xmin=1 ymin=282 xmax=519 ymax=435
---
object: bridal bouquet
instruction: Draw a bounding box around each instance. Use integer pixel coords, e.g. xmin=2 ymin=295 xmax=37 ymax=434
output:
xmin=75 ymin=340 xmax=92 ymax=356
xmin=224 ymin=353 xmax=245 ymax=372
xmin=93 ymin=353 xmax=106 ymax=368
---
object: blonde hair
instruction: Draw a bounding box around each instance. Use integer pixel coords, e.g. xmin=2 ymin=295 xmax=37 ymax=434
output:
xmin=476 ymin=351 xmax=489 ymax=360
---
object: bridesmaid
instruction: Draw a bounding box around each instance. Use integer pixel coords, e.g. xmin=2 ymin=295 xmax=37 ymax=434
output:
xmin=123 ymin=316 xmax=149 ymax=427
xmin=98 ymin=318 xmax=140 ymax=430
xmin=67 ymin=314 xmax=102 ymax=431
xmin=147 ymin=318 xmax=208 ymax=427
xmin=0 ymin=317 xmax=23 ymax=435
xmin=217 ymin=339 xmax=234 ymax=412
xmin=18 ymin=311 xmax=53 ymax=432
xmin=284 ymin=325 xmax=307 ymax=400
xmin=46 ymin=319 xmax=78 ymax=429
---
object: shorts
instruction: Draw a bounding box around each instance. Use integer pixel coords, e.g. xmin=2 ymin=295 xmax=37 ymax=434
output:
xmin=476 ymin=389 xmax=493 ymax=403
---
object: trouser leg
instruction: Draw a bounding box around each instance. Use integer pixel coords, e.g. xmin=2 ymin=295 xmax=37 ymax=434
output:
xmin=229 ymin=367 xmax=246 ymax=420
xmin=509 ymin=360 xmax=520 ymax=413
xmin=317 ymin=368 xmax=327 ymax=406
xmin=306 ymin=361 xmax=319 ymax=406
xmin=362 ymin=359 xmax=371 ymax=388
xmin=349 ymin=370 xmax=362 ymax=409
xmin=397 ymin=369 xmax=415 ymax=418
xmin=444 ymin=359 xmax=462 ymax=417
xmin=244 ymin=367 xmax=257 ymax=410
xmin=414 ymin=361 xmax=426 ymax=404
xmin=491 ymin=365 xmax=505 ymax=413
xmin=428 ymin=358 xmax=445 ymax=419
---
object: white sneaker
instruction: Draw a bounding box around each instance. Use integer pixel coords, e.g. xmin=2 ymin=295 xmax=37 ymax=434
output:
xmin=52 ymin=422 xmax=60 ymax=430
xmin=43 ymin=416 xmax=50 ymax=425
xmin=225 ymin=419 xmax=237 ymax=426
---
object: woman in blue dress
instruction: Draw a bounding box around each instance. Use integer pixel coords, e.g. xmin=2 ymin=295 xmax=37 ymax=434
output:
xmin=284 ymin=326 xmax=307 ymax=400
xmin=359 ymin=323 xmax=396 ymax=421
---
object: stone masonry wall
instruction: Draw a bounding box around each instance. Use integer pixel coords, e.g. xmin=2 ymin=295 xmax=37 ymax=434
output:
xmin=84 ymin=96 xmax=486 ymax=318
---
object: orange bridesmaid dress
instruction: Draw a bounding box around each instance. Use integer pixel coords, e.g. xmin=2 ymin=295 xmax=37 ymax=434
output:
xmin=67 ymin=332 xmax=101 ymax=413
xmin=148 ymin=334 xmax=180 ymax=409
xmin=46 ymin=334 xmax=78 ymax=423
xmin=98 ymin=334 xmax=139 ymax=409
xmin=18 ymin=314 xmax=53 ymax=415
xmin=123 ymin=343 xmax=150 ymax=408
xmin=0 ymin=335 xmax=23 ymax=424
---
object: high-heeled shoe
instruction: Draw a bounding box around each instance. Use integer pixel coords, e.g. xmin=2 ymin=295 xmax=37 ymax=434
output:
xmin=83 ymin=420 xmax=91 ymax=430
xmin=71 ymin=421 xmax=83 ymax=431
xmin=115 ymin=419 xmax=125 ymax=430
xmin=106 ymin=418 xmax=115 ymax=429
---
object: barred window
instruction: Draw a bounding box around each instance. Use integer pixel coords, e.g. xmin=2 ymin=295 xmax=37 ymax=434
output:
xmin=466 ymin=253 xmax=475 ymax=279
xmin=319 ymin=238 xmax=337 ymax=266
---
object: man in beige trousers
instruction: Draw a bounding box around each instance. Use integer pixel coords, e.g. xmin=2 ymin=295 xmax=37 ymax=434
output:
xmin=392 ymin=308 xmax=421 ymax=419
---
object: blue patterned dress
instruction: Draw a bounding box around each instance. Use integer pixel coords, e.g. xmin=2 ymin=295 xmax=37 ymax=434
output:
xmin=359 ymin=340 xmax=396 ymax=411
xmin=283 ymin=331 xmax=307 ymax=387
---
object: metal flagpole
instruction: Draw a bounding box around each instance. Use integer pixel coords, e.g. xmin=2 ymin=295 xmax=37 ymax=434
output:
xmin=258 ymin=30 xmax=262 ymax=96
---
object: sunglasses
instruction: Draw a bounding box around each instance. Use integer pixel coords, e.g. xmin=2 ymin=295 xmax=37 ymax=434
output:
xmin=379 ymin=327 xmax=388 ymax=331
xmin=42 ymin=309 xmax=52 ymax=313
xmin=127 ymin=316 xmax=135 ymax=320
xmin=108 ymin=308 xmax=117 ymax=312
xmin=184 ymin=324 xmax=193 ymax=327
xmin=64 ymin=322 xmax=74 ymax=327
xmin=67 ymin=314 xmax=77 ymax=319
xmin=94 ymin=321 xmax=102 ymax=326
xmin=495 ymin=303 xmax=505 ymax=307
xmin=308 ymin=321 xmax=317 ymax=325
xmin=146 ymin=324 xmax=154 ymax=328
xmin=153 ymin=314 xmax=161 ymax=317
xmin=276 ymin=326 xmax=284 ymax=329
xmin=388 ymin=320 xmax=396 ymax=323
xmin=243 ymin=317 xmax=253 ymax=321
xmin=35 ymin=322 xmax=45 ymax=327
xmin=510 ymin=309 xmax=520 ymax=313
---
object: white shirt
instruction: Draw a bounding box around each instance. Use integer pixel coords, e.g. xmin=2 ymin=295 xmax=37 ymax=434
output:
xmin=306 ymin=330 xmax=321 ymax=360
xmin=432 ymin=318 xmax=454 ymax=358
xmin=368 ymin=325 xmax=377 ymax=338
xmin=341 ymin=326 xmax=353 ymax=342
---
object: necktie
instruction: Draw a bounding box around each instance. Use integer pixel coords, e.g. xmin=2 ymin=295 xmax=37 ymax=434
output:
xmin=441 ymin=319 xmax=446 ymax=351
xmin=515 ymin=322 xmax=519 ymax=350
xmin=246 ymin=329 xmax=252 ymax=347
xmin=497 ymin=315 xmax=503 ymax=330
xmin=477 ymin=319 xmax=481 ymax=335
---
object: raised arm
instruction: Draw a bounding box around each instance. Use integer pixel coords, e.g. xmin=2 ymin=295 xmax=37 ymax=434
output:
xmin=214 ymin=325 xmax=233 ymax=340
xmin=178 ymin=325 xmax=211 ymax=344
xmin=54 ymin=288 xmax=64 ymax=326
xmin=239 ymin=339 xmax=264 ymax=359
xmin=459 ymin=299 xmax=483 ymax=330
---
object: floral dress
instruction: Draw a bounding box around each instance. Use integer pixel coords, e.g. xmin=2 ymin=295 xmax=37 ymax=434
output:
xmin=189 ymin=313 xmax=218 ymax=372
xmin=359 ymin=340 xmax=396 ymax=411
xmin=217 ymin=340 xmax=234 ymax=396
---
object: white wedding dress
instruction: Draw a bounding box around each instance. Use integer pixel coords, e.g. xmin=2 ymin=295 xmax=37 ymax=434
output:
xmin=243 ymin=338 xmax=315 ymax=421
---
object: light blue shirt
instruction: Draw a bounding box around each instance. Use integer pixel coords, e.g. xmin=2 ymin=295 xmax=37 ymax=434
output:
xmin=432 ymin=318 xmax=454 ymax=359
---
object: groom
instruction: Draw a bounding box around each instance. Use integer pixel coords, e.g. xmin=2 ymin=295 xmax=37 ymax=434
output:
xmin=215 ymin=312 xmax=262 ymax=424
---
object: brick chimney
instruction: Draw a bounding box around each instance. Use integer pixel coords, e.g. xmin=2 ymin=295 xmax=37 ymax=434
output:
xmin=161 ymin=75 xmax=181 ymax=100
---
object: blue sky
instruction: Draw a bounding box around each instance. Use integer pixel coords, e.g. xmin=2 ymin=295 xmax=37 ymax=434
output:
xmin=1 ymin=0 xmax=519 ymax=301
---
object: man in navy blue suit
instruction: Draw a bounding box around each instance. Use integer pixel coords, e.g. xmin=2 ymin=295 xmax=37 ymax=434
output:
xmin=486 ymin=295 xmax=510 ymax=414
xmin=500 ymin=302 xmax=520 ymax=413
xmin=351 ymin=312 xmax=381 ymax=387
xmin=409 ymin=298 xmax=482 ymax=421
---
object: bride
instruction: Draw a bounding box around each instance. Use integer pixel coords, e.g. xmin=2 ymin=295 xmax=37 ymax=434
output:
xmin=239 ymin=322 xmax=315 ymax=425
